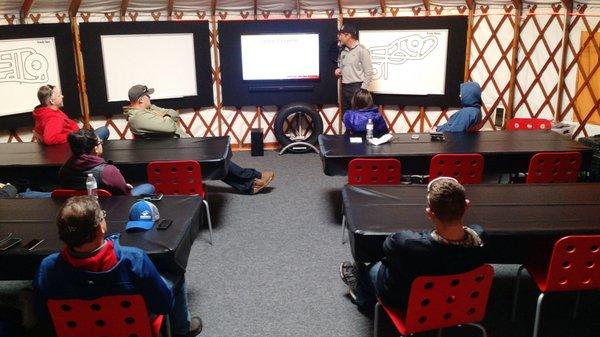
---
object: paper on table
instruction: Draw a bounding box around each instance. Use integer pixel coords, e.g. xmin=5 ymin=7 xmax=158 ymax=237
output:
xmin=368 ymin=133 xmax=393 ymax=146
xmin=350 ymin=137 xmax=363 ymax=143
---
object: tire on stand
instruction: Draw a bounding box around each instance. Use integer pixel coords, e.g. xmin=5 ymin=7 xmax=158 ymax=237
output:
xmin=274 ymin=102 xmax=323 ymax=154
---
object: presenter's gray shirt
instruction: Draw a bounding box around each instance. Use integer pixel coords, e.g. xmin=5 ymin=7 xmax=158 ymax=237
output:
xmin=338 ymin=43 xmax=373 ymax=89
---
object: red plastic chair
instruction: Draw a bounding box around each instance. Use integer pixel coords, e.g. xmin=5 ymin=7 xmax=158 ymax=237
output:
xmin=511 ymin=235 xmax=600 ymax=337
xmin=525 ymin=152 xmax=582 ymax=184
xmin=147 ymin=160 xmax=213 ymax=244
xmin=342 ymin=158 xmax=401 ymax=243
xmin=47 ymin=294 xmax=170 ymax=337
xmin=375 ymin=264 xmax=494 ymax=337
xmin=51 ymin=189 xmax=112 ymax=198
xmin=347 ymin=158 xmax=401 ymax=185
xmin=429 ymin=153 xmax=484 ymax=184
xmin=507 ymin=118 xmax=552 ymax=131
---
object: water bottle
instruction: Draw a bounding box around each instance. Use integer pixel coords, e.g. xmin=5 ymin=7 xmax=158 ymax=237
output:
xmin=86 ymin=173 xmax=98 ymax=198
xmin=366 ymin=118 xmax=374 ymax=140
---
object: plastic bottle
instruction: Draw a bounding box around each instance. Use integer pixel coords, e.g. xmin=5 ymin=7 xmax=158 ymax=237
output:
xmin=86 ymin=173 xmax=98 ymax=198
xmin=366 ymin=118 xmax=374 ymax=140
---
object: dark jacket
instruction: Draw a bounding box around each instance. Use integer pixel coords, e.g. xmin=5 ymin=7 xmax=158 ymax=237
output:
xmin=32 ymin=106 xmax=80 ymax=145
xmin=343 ymin=107 xmax=389 ymax=137
xmin=33 ymin=236 xmax=174 ymax=320
xmin=437 ymin=82 xmax=482 ymax=132
xmin=375 ymin=225 xmax=488 ymax=308
xmin=59 ymin=154 xmax=131 ymax=195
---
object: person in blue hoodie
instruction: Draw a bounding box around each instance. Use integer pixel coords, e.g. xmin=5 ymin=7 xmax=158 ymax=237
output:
xmin=343 ymin=89 xmax=389 ymax=137
xmin=433 ymin=82 xmax=482 ymax=132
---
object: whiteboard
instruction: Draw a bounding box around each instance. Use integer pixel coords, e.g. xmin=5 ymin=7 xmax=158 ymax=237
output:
xmin=0 ymin=37 xmax=61 ymax=116
xmin=241 ymin=34 xmax=319 ymax=81
xmin=101 ymin=33 xmax=197 ymax=102
xmin=360 ymin=29 xmax=449 ymax=95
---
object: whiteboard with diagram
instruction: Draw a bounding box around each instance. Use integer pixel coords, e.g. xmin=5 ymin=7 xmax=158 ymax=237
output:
xmin=360 ymin=29 xmax=449 ymax=96
xmin=0 ymin=37 xmax=61 ymax=116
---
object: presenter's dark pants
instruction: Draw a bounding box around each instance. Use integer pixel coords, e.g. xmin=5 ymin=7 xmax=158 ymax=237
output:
xmin=342 ymin=82 xmax=363 ymax=113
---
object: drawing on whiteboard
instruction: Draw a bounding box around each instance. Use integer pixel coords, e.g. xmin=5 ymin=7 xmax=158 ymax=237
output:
xmin=369 ymin=34 xmax=438 ymax=81
xmin=0 ymin=37 xmax=60 ymax=116
xmin=360 ymin=29 xmax=448 ymax=95
xmin=0 ymin=47 xmax=50 ymax=84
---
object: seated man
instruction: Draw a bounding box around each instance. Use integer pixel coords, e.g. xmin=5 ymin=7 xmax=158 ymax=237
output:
xmin=432 ymin=81 xmax=482 ymax=132
xmin=33 ymin=196 xmax=202 ymax=337
xmin=33 ymin=85 xmax=109 ymax=145
xmin=340 ymin=177 xmax=488 ymax=313
xmin=59 ymin=129 xmax=155 ymax=196
xmin=123 ymin=84 xmax=274 ymax=195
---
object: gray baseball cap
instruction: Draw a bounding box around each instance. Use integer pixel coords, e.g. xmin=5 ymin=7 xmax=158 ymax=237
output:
xmin=128 ymin=84 xmax=155 ymax=102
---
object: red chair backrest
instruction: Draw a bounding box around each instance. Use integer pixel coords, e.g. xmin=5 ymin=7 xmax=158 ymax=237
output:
xmin=51 ymin=189 xmax=112 ymax=198
xmin=526 ymin=151 xmax=582 ymax=184
xmin=147 ymin=160 xmax=204 ymax=197
xmin=348 ymin=158 xmax=401 ymax=185
xmin=429 ymin=153 xmax=484 ymax=184
xmin=47 ymin=294 xmax=162 ymax=337
xmin=544 ymin=235 xmax=600 ymax=292
xmin=507 ymin=118 xmax=552 ymax=130
xmin=384 ymin=264 xmax=494 ymax=334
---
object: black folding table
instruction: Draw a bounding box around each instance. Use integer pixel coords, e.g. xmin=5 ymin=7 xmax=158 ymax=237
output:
xmin=0 ymin=136 xmax=232 ymax=185
xmin=342 ymin=183 xmax=600 ymax=263
xmin=0 ymin=196 xmax=203 ymax=280
xmin=319 ymin=131 xmax=593 ymax=175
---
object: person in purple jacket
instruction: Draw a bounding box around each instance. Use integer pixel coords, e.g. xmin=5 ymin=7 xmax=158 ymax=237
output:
xmin=432 ymin=82 xmax=482 ymax=132
xmin=59 ymin=129 xmax=155 ymax=196
xmin=343 ymin=89 xmax=389 ymax=137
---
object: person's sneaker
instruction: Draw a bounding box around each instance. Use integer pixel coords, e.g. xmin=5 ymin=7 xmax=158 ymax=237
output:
xmin=252 ymin=171 xmax=275 ymax=194
xmin=339 ymin=261 xmax=359 ymax=302
xmin=174 ymin=316 xmax=203 ymax=337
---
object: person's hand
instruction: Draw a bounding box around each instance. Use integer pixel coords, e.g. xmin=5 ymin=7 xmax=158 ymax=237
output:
xmin=335 ymin=68 xmax=342 ymax=77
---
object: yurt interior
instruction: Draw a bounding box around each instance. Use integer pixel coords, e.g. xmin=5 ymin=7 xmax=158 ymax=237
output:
xmin=0 ymin=1 xmax=599 ymax=337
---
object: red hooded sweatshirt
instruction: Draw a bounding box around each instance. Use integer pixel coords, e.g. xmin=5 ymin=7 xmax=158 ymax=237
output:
xmin=32 ymin=105 xmax=80 ymax=145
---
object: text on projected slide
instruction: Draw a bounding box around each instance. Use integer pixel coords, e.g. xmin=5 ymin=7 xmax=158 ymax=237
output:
xmin=241 ymin=34 xmax=320 ymax=81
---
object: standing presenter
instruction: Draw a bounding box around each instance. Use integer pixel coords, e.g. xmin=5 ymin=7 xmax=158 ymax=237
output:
xmin=335 ymin=23 xmax=374 ymax=113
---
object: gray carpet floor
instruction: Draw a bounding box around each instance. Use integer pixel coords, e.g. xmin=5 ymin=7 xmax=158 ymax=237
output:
xmin=1 ymin=150 xmax=598 ymax=337
xmin=186 ymin=150 xmax=599 ymax=337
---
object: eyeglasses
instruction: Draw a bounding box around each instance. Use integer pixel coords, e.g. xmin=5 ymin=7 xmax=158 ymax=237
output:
xmin=96 ymin=140 xmax=103 ymax=146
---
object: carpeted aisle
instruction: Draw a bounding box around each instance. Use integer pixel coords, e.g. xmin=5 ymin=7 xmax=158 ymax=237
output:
xmin=183 ymin=150 xmax=599 ymax=337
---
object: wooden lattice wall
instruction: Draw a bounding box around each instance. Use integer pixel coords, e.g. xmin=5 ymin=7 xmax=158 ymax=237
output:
xmin=0 ymin=1 xmax=598 ymax=146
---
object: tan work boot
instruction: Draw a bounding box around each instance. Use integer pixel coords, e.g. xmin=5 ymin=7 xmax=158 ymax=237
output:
xmin=252 ymin=171 xmax=275 ymax=194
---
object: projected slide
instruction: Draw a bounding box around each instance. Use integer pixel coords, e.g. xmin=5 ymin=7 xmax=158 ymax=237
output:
xmin=101 ymin=33 xmax=197 ymax=102
xmin=241 ymin=34 xmax=319 ymax=81
xmin=360 ymin=29 xmax=448 ymax=95
xmin=0 ymin=37 xmax=61 ymax=116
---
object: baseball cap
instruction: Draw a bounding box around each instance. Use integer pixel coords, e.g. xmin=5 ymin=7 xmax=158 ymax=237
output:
xmin=338 ymin=23 xmax=358 ymax=36
xmin=125 ymin=200 xmax=160 ymax=231
xmin=128 ymin=84 xmax=155 ymax=102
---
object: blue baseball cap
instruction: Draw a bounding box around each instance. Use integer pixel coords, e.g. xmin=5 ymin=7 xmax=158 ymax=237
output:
xmin=126 ymin=200 xmax=160 ymax=231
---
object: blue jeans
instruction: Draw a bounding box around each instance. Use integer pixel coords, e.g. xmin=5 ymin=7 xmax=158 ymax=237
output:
xmin=221 ymin=161 xmax=261 ymax=194
xmin=354 ymin=261 xmax=382 ymax=312
xmin=18 ymin=189 xmax=51 ymax=199
xmin=161 ymin=276 xmax=191 ymax=335
xmin=130 ymin=183 xmax=156 ymax=196
xmin=94 ymin=126 xmax=110 ymax=141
